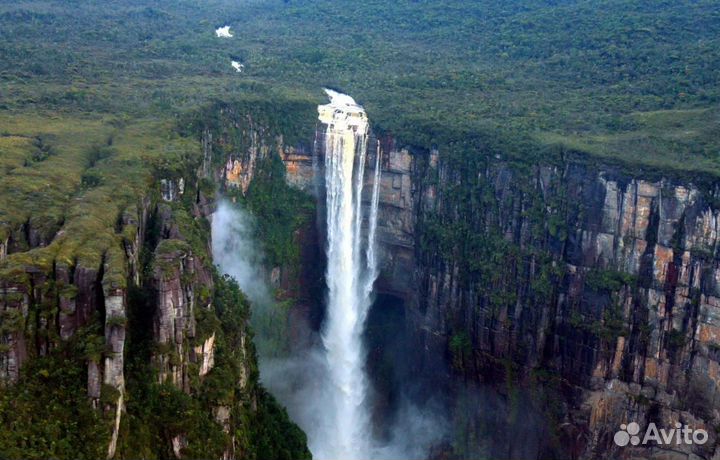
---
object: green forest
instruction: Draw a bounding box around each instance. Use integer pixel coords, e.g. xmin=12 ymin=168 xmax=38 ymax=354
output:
xmin=1 ymin=0 xmax=718 ymax=172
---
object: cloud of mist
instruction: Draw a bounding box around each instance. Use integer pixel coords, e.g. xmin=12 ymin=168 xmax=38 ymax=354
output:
xmin=260 ymin=348 xmax=450 ymax=460
xmin=371 ymin=396 xmax=450 ymax=460
xmin=212 ymin=200 xmax=271 ymax=307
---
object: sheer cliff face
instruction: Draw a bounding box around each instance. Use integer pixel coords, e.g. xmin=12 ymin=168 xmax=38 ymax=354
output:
xmin=0 ymin=206 xmax=141 ymax=457
xmin=0 ymin=186 xmax=228 ymax=457
xmin=140 ymin=110 xmax=720 ymax=460
xmin=279 ymin=128 xmax=720 ymax=458
xmin=361 ymin=143 xmax=720 ymax=459
xmin=0 ymin=122 xmax=308 ymax=458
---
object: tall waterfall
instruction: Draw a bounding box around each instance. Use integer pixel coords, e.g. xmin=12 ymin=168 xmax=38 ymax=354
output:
xmin=212 ymin=90 xmax=443 ymax=460
xmin=318 ymin=89 xmax=382 ymax=459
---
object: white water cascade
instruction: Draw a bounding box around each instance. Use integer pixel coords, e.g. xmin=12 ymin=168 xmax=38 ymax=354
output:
xmin=317 ymin=89 xmax=382 ymax=460
xmin=210 ymin=89 xmax=447 ymax=460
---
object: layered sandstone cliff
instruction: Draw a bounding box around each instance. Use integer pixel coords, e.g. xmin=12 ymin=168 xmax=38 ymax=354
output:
xmin=0 ymin=121 xmax=309 ymax=459
xmin=368 ymin=146 xmax=720 ymax=460
xmin=280 ymin=127 xmax=720 ymax=459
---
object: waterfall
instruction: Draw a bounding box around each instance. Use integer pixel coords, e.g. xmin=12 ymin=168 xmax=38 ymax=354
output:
xmin=317 ymin=89 xmax=381 ymax=459
xmin=212 ymin=90 xmax=445 ymax=460
xmin=365 ymin=140 xmax=382 ymax=295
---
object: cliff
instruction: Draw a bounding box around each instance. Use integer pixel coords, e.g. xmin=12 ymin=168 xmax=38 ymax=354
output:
xmin=190 ymin=101 xmax=322 ymax=330
xmin=369 ymin=142 xmax=720 ymax=460
xmin=0 ymin=118 xmax=309 ymax=460
xmin=5 ymin=99 xmax=715 ymax=460
xmin=270 ymin=116 xmax=720 ymax=458
xmin=183 ymin=101 xmax=720 ymax=459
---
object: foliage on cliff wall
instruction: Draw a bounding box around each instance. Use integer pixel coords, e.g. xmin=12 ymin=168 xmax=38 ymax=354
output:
xmin=415 ymin=146 xmax=642 ymax=373
xmin=407 ymin=137 xmax=720 ymax=458
xmin=186 ymin=99 xmax=316 ymax=274
xmin=110 ymin=162 xmax=309 ymax=459
xmin=242 ymin=154 xmax=314 ymax=270
xmin=0 ymin=113 xmax=197 ymax=284
xmin=0 ymin=109 xmax=311 ymax=458
xmin=0 ymin=323 xmax=110 ymax=460
xmin=187 ymin=100 xmax=317 ymax=359
xmin=118 ymin=269 xmax=309 ymax=460
xmin=179 ymin=97 xmax=317 ymax=151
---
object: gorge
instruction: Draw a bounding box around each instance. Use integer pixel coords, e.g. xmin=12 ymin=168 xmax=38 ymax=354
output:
xmin=2 ymin=88 xmax=719 ymax=460
xmin=1 ymin=1 xmax=719 ymax=459
xmin=202 ymin=93 xmax=720 ymax=460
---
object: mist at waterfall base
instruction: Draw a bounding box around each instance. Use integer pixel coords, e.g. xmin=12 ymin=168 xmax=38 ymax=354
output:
xmin=212 ymin=202 xmax=270 ymax=306
xmin=211 ymin=201 xmax=447 ymax=459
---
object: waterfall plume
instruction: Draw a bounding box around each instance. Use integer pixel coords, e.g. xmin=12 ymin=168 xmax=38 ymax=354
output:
xmin=211 ymin=91 xmax=448 ymax=460
xmin=317 ymin=89 xmax=381 ymax=459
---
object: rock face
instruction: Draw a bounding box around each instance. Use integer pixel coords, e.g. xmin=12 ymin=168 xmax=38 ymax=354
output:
xmin=280 ymin=140 xmax=315 ymax=192
xmin=272 ymin=119 xmax=720 ymax=457
xmin=202 ymin=103 xmax=321 ymax=301
xmin=0 ymin=161 xmax=297 ymax=458
xmin=373 ymin=140 xmax=421 ymax=297
xmin=0 ymin=235 xmax=7 ymax=261
xmin=0 ymin=230 xmax=135 ymax=459
xmin=198 ymin=104 xmax=316 ymax=196
xmin=367 ymin=145 xmax=720 ymax=459
xmin=151 ymin=239 xmax=204 ymax=390
xmin=193 ymin=104 xmax=720 ymax=459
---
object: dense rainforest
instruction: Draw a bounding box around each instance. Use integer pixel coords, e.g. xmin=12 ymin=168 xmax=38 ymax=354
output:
xmin=0 ymin=0 xmax=719 ymax=459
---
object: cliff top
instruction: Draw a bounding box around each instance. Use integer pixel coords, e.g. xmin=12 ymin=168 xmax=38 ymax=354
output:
xmin=0 ymin=112 xmax=196 ymax=283
xmin=318 ymin=90 xmax=369 ymax=133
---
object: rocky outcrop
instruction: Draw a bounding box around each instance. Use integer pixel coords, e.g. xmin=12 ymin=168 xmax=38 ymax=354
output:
xmin=202 ymin=105 xmax=315 ymax=195
xmin=150 ymin=235 xmax=220 ymax=390
xmin=373 ymin=141 xmax=421 ymax=296
xmin=0 ymin=283 xmax=28 ymax=382
xmin=0 ymin=247 xmax=131 ymax=458
xmin=103 ymin=287 xmax=127 ymax=458
xmin=0 ymin=234 xmax=7 ymax=261
xmin=151 ymin=240 xmax=199 ymax=389
xmin=195 ymin=332 xmax=215 ymax=377
xmin=0 ymin=104 xmax=316 ymax=460
xmin=161 ymin=178 xmax=185 ymax=202
xmin=280 ymin=139 xmax=315 ymax=192
xmin=0 ymin=171 xmax=224 ymax=457
xmin=222 ymin=129 xmax=314 ymax=195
